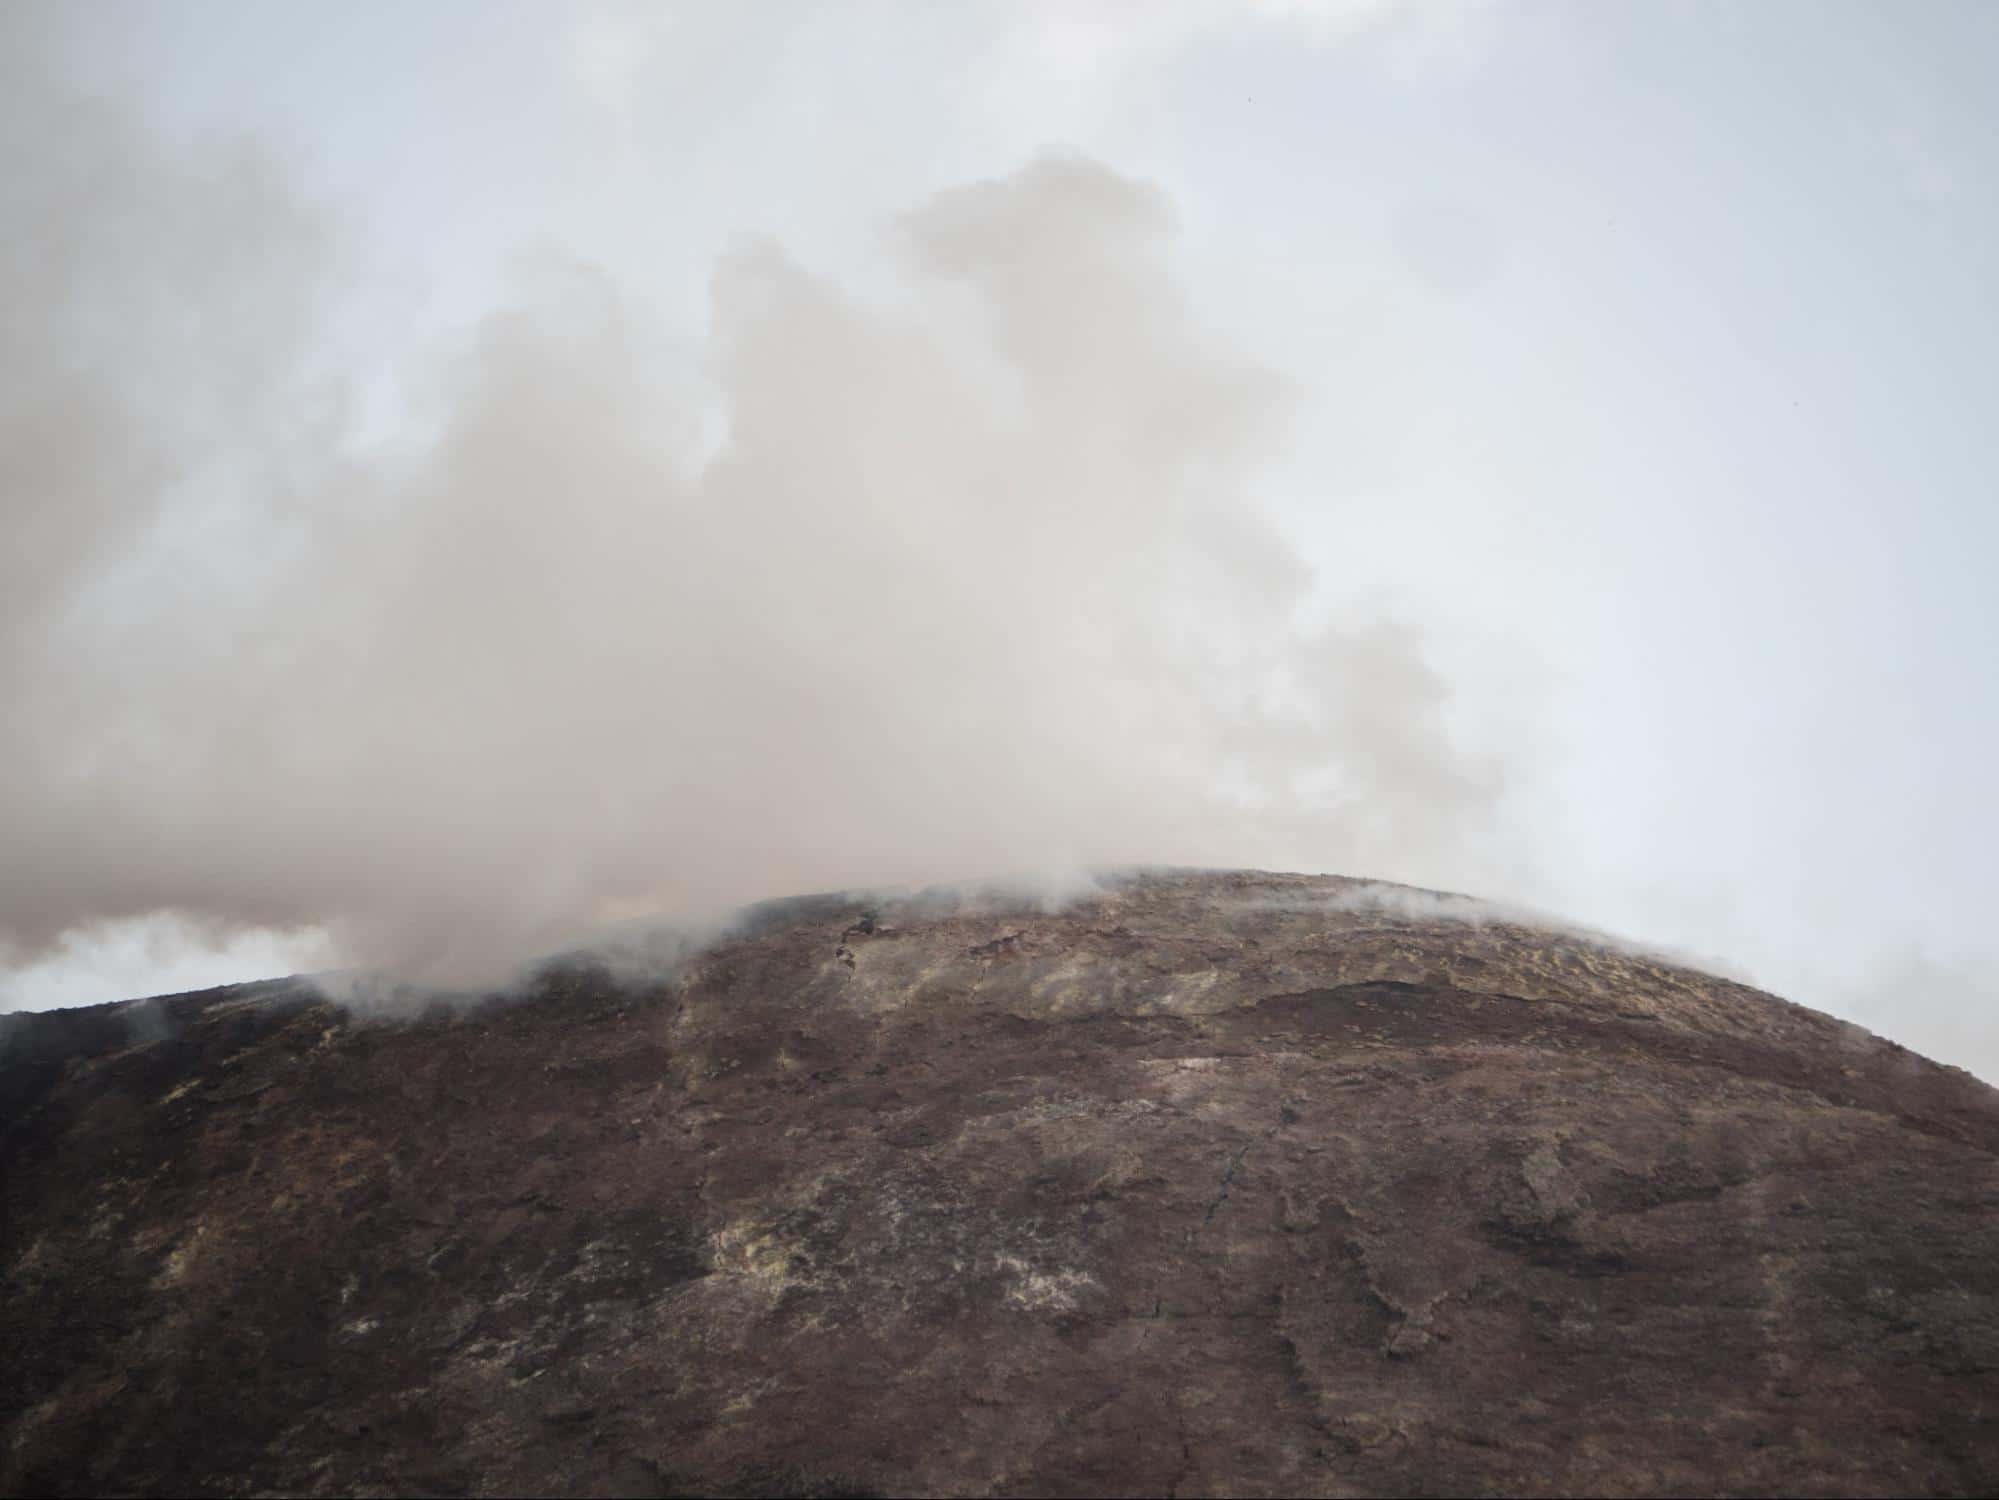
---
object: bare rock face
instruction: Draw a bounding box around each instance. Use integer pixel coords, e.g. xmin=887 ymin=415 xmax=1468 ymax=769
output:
xmin=4 ymin=870 xmax=1998 ymax=1497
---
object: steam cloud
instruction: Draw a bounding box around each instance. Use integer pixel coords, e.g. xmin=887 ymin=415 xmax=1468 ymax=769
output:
xmin=1 ymin=24 xmax=1501 ymax=987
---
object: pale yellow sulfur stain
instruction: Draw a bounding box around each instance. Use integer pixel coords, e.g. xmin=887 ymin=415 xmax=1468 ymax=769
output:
xmin=152 ymin=1223 xmax=208 ymax=1289
xmin=709 ymin=1220 xmax=798 ymax=1298
xmin=994 ymin=1253 xmax=1097 ymax=1313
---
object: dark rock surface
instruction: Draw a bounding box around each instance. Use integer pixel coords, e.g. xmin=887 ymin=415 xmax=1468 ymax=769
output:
xmin=4 ymin=870 xmax=1998 ymax=1497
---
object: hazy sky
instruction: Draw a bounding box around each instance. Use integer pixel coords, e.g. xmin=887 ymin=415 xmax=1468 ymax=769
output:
xmin=4 ymin=1 xmax=1995 ymax=1079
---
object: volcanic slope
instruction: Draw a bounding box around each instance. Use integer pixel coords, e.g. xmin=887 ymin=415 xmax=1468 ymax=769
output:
xmin=4 ymin=870 xmax=1998 ymax=1497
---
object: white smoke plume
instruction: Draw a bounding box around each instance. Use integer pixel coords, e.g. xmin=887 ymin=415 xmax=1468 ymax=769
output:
xmin=0 ymin=17 xmax=1503 ymax=988
xmin=1242 ymin=881 xmax=1759 ymax=982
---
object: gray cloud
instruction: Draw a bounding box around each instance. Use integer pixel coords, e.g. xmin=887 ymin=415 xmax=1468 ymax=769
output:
xmin=0 ymin=27 xmax=1501 ymax=987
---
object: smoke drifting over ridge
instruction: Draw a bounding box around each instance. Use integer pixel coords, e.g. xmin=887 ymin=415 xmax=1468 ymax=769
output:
xmin=1 ymin=34 xmax=1500 ymax=986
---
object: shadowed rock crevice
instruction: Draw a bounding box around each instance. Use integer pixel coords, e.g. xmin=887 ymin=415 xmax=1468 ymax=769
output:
xmin=4 ymin=869 xmax=1997 ymax=1496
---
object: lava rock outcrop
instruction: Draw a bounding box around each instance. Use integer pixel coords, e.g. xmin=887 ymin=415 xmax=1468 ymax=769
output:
xmin=4 ymin=870 xmax=1997 ymax=1497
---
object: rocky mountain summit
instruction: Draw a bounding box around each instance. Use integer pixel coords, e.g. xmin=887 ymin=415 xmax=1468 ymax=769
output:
xmin=4 ymin=870 xmax=1997 ymax=1497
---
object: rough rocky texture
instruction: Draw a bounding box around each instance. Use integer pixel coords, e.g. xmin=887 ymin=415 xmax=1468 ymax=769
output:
xmin=4 ymin=869 xmax=1998 ymax=1498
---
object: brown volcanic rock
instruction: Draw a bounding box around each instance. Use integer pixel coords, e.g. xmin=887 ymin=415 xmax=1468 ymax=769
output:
xmin=4 ymin=869 xmax=1998 ymax=1497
